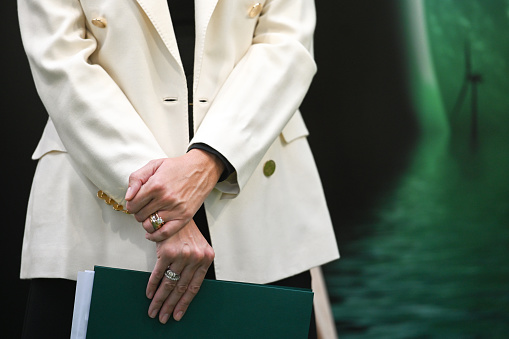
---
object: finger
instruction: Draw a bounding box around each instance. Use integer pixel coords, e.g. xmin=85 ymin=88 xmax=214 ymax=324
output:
xmin=146 ymin=256 xmax=170 ymax=301
xmin=172 ymin=264 xmax=209 ymax=321
xmin=147 ymin=261 xmax=184 ymax=320
xmin=126 ymin=184 xmax=156 ymax=217
xmin=125 ymin=159 xmax=161 ymax=201
xmin=148 ymin=270 xmax=179 ymax=320
xmin=145 ymin=219 xmax=188 ymax=242
xmin=158 ymin=265 xmax=194 ymax=324
xmin=124 ymin=185 xmax=138 ymax=202
xmin=147 ymin=250 xmax=187 ymax=317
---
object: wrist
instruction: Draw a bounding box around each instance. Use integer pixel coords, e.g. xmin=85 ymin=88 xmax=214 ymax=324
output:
xmin=187 ymin=148 xmax=225 ymax=182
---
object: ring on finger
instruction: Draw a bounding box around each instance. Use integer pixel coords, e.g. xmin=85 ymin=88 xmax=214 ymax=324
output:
xmin=164 ymin=267 xmax=181 ymax=281
xmin=150 ymin=213 xmax=165 ymax=230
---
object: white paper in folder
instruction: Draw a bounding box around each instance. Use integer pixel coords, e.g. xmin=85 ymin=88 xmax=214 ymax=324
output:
xmin=70 ymin=270 xmax=95 ymax=339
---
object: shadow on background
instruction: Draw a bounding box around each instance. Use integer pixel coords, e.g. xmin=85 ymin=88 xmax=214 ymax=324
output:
xmin=303 ymin=1 xmax=420 ymax=232
xmin=4 ymin=0 xmax=508 ymax=338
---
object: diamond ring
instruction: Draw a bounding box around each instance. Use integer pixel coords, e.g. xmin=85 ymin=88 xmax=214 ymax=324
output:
xmin=164 ymin=268 xmax=181 ymax=281
xmin=150 ymin=213 xmax=165 ymax=230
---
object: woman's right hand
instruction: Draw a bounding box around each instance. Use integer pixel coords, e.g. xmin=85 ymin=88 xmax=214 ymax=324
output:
xmin=146 ymin=219 xmax=214 ymax=324
xmin=125 ymin=150 xmax=224 ymax=243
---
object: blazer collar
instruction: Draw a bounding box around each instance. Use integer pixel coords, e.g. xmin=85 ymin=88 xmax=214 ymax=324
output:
xmin=135 ymin=0 xmax=219 ymax=70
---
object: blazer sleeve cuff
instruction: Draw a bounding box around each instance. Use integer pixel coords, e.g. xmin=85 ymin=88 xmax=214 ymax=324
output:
xmin=188 ymin=143 xmax=236 ymax=182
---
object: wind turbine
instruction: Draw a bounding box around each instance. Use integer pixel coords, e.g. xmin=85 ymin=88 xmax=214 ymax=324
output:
xmin=450 ymin=40 xmax=482 ymax=150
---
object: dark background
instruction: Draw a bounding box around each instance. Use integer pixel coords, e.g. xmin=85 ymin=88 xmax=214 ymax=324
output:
xmin=3 ymin=1 xmax=419 ymax=337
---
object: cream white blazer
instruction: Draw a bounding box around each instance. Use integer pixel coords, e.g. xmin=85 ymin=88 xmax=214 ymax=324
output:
xmin=19 ymin=0 xmax=339 ymax=283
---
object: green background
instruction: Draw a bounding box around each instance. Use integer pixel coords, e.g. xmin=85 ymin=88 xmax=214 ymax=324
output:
xmin=318 ymin=1 xmax=509 ymax=337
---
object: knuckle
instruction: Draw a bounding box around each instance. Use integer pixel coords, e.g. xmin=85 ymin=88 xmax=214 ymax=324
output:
xmin=160 ymin=247 xmax=178 ymax=260
xmin=162 ymin=278 xmax=177 ymax=290
xmin=128 ymin=172 xmax=138 ymax=182
xmin=176 ymin=284 xmax=188 ymax=294
xmin=204 ymin=246 xmax=215 ymax=262
xmin=196 ymin=266 xmax=209 ymax=277
xmin=182 ymin=209 xmax=193 ymax=222
xmin=160 ymin=227 xmax=172 ymax=239
xmin=152 ymin=271 xmax=164 ymax=281
xmin=152 ymin=181 xmax=165 ymax=193
xmin=193 ymin=250 xmax=206 ymax=263
xmin=196 ymin=251 xmax=206 ymax=262
xmin=163 ymin=190 xmax=177 ymax=204
xmin=180 ymin=245 xmax=192 ymax=259
xmin=187 ymin=284 xmax=201 ymax=295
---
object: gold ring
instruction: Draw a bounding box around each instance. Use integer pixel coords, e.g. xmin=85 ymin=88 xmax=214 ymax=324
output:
xmin=150 ymin=213 xmax=165 ymax=230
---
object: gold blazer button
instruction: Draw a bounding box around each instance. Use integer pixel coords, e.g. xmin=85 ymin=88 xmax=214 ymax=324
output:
xmin=248 ymin=3 xmax=263 ymax=18
xmin=91 ymin=17 xmax=107 ymax=28
xmin=263 ymin=160 xmax=276 ymax=177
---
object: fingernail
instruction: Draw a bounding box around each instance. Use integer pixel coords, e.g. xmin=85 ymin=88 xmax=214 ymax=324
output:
xmin=161 ymin=313 xmax=170 ymax=324
xmin=147 ymin=290 xmax=154 ymax=299
xmin=150 ymin=309 xmax=158 ymax=319
xmin=125 ymin=186 xmax=132 ymax=199
xmin=175 ymin=311 xmax=184 ymax=321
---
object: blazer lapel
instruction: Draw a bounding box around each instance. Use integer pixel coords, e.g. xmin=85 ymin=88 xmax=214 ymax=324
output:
xmin=195 ymin=0 xmax=219 ymax=33
xmin=193 ymin=0 xmax=219 ymax=93
xmin=135 ymin=0 xmax=220 ymax=92
xmin=135 ymin=0 xmax=182 ymax=68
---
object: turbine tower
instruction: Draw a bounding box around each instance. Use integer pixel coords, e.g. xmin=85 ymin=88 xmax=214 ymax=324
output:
xmin=450 ymin=40 xmax=482 ymax=151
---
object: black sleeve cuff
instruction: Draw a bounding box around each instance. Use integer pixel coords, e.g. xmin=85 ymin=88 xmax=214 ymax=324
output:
xmin=188 ymin=143 xmax=236 ymax=182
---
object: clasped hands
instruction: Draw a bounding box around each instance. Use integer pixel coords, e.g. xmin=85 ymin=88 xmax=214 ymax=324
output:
xmin=125 ymin=149 xmax=224 ymax=324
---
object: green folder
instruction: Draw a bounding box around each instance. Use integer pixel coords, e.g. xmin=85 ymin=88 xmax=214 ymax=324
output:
xmin=86 ymin=266 xmax=313 ymax=338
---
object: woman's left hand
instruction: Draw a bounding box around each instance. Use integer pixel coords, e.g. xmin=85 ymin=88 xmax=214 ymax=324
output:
xmin=146 ymin=219 xmax=215 ymax=323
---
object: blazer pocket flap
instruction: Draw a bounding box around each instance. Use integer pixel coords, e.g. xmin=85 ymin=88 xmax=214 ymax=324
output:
xmin=32 ymin=119 xmax=67 ymax=159
xmin=281 ymin=110 xmax=309 ymax=144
